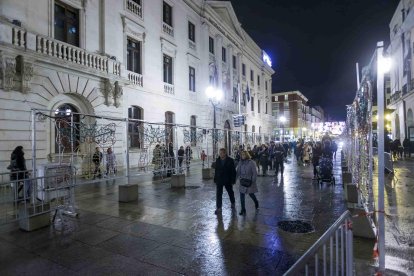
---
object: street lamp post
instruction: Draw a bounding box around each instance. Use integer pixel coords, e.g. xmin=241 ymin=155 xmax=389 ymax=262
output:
xmin=279 ymin=116 xmax=286 ymax=142
xmin=206 ymin=86 xmax=223 ymax=159
xmin=376 ymin=41 xmax=391 ymax=273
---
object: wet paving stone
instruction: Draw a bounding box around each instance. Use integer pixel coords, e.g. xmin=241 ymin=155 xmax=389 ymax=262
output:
xmin=71 ymin=225 xmax=119 ymax=246
xmin=0 ymin=153 xmax=364 ymax=274
xmin=97 ymin=233 xmax=163 ymax=260
xmin=141 ymin=244 xmax=199 ymax=273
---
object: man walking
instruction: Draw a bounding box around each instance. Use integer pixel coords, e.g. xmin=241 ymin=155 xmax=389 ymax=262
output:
xmin=214 ymin=148 xmax=236 ymax=215
xmin=273 ymin=142 xmax=285 ymax=177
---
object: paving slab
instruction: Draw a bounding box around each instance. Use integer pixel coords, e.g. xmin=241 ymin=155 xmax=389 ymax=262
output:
xmin=0 ymin=153 xmax=367 ymax=274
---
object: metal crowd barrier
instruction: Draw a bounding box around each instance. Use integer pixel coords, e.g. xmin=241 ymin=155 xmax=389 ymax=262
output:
xmin=0 ymin=168 xmax=76 ymax=226
xmin=284 ymin=210 xmax=353 ymax=276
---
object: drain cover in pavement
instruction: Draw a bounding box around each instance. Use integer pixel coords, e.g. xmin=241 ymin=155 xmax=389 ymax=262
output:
xmin=184 ymin=186 xmax=201 ymax=190
xmin=278 ymin=220 xmax=314 ymax=233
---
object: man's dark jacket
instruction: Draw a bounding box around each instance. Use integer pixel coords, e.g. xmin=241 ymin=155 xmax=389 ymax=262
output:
xmin=214 ymin=156 xmax=236 ymax=185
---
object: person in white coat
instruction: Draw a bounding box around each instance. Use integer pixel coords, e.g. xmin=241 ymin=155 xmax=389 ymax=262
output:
xmin=236 ymin=150 xmax=259 ymax=216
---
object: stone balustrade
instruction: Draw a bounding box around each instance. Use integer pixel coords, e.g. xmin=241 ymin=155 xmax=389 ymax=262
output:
xmin=36 ymin=35 xmax=121 ymax=76
xmin=11 ymin=25 xmax=26 ymax=48
xmin=128 ymin=71 xmax=143 ymax=87
xmin=162 ymin=22 xmax=174 ymax=37
xmin=0 ymin=21 xmax=122 ymax=77
xmin=164 ymin=83 xmax=174 ymax=94
xmin=188 ymin=40 xmax=196 ymax=50
xmin=126 ymin=0 xmax=142 ymax=18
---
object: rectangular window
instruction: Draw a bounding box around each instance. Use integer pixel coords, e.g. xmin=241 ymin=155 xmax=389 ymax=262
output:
xmin=285 ymin=94 xmax=288 ymax=100
xmin=265 ymin=80 xmax=268 ymax=91
xmin=257 ymin=75 xmax=260 ymax=86
xmin=250 ymin=70 xmax=254 ymax=81
xmin=128 ymin=106 xmax=143 ymax=148
xmin=232 ymin=55 xmax=236 ymax=69
xmin=188 ymin=21 xmax=195 ymax=42
xmin=163 ymin=54 xmax=173 ymax=84
xmin=54 ymin=1 xmax=79 ymax=46
xmin=242 ymin=64 xmax=246 ymax=76
xmin=209 ymin=37 xmax=214 ymax=54
xmin=189 ymin=66 xmax=196 ymax=92
xmin=127 ymin=38 xmax=141 ymax=74
xmin=265 ymin=102 xmax=268 ymax=114
xmin=222 ymin=47 xmax=226 ymax=62
xmin=163 ymin=2 xmax=173 ymax=26
xmin=258 ymin=100 xmax=261 ymax=113
xmin=251 ymin=97 xmax=254 ymax=111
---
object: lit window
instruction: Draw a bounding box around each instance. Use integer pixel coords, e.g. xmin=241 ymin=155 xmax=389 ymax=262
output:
xmin=163 ymin=2 xmax=173 ymax=27
xmin=54 ymin=1 xmax=79 ymax=46
xmin=188 ymin=21 xmax=195 ymax=42
xmin=189 ymin=66 xmax=196 ymax=92
xmin=163 ymin=54 xmax=173 ymax=84
xmin=127 ymin=38 xmax=141 ymax=74
xmin=209 ymin=37 xmax=214 ymax=54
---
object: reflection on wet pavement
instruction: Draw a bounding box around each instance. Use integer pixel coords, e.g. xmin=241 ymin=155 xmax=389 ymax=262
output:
xmin=1 ymin=153 xmax=387 ymax=275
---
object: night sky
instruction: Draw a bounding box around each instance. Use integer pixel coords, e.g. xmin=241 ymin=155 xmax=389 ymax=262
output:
xmin=229 ymin=0 xmax=400 ymax=120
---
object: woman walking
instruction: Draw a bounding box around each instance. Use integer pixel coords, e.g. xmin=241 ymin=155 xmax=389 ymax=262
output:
xmin=236 ymin=150 xmax=259 ymax=216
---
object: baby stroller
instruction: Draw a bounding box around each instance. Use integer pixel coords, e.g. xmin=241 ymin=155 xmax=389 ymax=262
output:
xmin=317 ymin=156 xmax=335 ymax=184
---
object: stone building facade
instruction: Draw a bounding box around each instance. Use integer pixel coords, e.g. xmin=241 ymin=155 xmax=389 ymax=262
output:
xmin=387 ymin=0 xmax=414 ymax=142
xmin=0 ymin=0 xmax=275 ymax=170
xmin=271 ymin=90 xmax=324 ymax=140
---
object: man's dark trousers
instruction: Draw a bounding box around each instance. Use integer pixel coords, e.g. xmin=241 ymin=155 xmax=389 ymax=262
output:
xmin=214 ymin=156 xmax=236 ymax=209
xmin=216 ymin=183 xmax=235 ymax=209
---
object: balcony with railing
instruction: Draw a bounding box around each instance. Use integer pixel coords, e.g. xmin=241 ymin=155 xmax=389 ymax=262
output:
xmin=164 ymin=83 xmax=174 ymax=95
xmin=36 ymin=35 xmax=121 ymax=76
xmin=127 ymin=71 xmax=143 ymax=87
xmin=389 ymin=91 xmax=401 ymax=106
xmin=162 ymin=22 xmax=174 ymax=37
xmin=126 ymin=0 xmax=142 ymax=18
xmin=188 ymin=40 xmax=196 ymax=51
xmin=0 ymin=20 xmax=122 ymax=77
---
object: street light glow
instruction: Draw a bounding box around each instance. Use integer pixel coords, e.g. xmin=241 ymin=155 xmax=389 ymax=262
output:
xmin=205 ymin=86 xmax=215 ymax=99
xmin=205 ymin=86 xmax=223 ymax=101
xmin=385 ymin=114 xmax=391 ymax=121
xmin=378 ymin=55 xmax=391 ymax=74
xmin=279 ymin=116 xmax=286 ymax=123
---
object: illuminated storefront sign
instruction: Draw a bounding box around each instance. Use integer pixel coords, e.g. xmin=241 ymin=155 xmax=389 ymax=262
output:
xmin=262 ymin=51 xmax=272 ymax=67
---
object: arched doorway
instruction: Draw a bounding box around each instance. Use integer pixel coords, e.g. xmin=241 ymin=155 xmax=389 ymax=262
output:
xmin=54 ymin=103 xmax=80 ymax=153
xmin=224 ymin=120 xmax=231 ymax=156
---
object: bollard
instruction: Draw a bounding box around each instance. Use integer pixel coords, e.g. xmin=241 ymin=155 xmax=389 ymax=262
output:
xmin=119 ymin=184 xmax=138 ymax=202
xmin=350 ymin=207 xmax=376 ymax=239
xmin=202 ymin=168 xmax=214 ymax=179
xmin=19 ymin=203 xmax=51 ymax=231
xmin=342 ymin=172 xmax=352 ymax=183
xmin=171 ymin=174 xmax=185 ymax=188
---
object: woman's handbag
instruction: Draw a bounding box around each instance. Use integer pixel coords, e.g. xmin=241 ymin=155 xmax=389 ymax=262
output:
xmin=240 ymin=177 xmax=252 ymax=187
